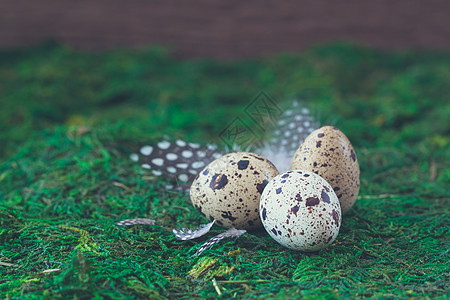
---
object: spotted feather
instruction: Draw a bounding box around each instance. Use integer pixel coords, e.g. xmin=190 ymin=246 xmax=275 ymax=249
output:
xmin=258 ymin=100 xmax=319 ymax=172
xmin=131 ymin=140 xmax=223 ymax=186
xmin=130 ymin=100 xmax=318 ymax=189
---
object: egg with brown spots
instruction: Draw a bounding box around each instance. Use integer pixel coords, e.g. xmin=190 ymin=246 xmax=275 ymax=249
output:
xmin=260 ymin=170 xmax=341 ymax=251
xmin=290 ymin=126 xmax=360 ymax=214
xmin=190 ymin=152 xmax=279 ymax=230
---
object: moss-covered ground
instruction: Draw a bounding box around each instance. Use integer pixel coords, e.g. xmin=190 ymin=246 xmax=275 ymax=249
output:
xmin=0 ymin=42 xmax=449 ymax=299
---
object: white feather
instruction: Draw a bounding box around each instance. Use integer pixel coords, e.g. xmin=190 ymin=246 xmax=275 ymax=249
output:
xmin=256 ymin=144 xmax=294 ymax=173
xmin=173 ymin=220 xmax=215 ymax=240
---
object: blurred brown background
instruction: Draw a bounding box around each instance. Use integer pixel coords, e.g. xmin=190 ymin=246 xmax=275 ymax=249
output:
xmin=0 ymin=0 xmax=449 ymax=58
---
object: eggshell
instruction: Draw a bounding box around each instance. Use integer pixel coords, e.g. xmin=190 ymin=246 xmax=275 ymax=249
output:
xmin=290 ymin=126 xmax=360 ymax=214
xmin=260 ymin=170 xmax=341 ymax=251
xmin=190 ymin=152 xmax=279 ymax=230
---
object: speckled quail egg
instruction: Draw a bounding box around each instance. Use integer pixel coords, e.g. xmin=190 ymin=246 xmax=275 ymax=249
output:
xmin=290 ymin=126 xmax=360 ymax=214
xmin=260 ymin=170 xmax=341 ymax=252
xmin=190 ymin=152 xmax=279 ymax=230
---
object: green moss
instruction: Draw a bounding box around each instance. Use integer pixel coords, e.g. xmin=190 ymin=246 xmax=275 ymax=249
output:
xmin=0 ymin=42 xmax=449 ymax=299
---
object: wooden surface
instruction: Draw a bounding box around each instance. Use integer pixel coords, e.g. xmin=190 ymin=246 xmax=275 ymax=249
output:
xmin=1 ymin=0 xmax=449 ymax=58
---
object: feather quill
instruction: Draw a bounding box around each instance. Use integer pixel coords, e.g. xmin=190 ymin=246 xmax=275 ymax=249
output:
xmin=116 ymin=218 xmax=156 ymax=226
xmin=173 ymin=220 xmax=216 ymax=240
xmin=193 ymin=228 xmax=247 ymax=257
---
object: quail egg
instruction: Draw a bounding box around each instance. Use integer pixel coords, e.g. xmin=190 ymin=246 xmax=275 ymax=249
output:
xmin=190 ymin=152 xmax=279 ymax=230
xmin=290 ymin=126 xmax=360 ymax=214
xmin=260 ymin=170 xmax=341 ymax=251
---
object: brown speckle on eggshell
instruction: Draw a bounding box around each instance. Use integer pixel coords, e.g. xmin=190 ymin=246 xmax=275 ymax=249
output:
xmin=290 ymin=126 xmax=360 ymax=214
xmin=190 ymin=152 xmax=279 ymax=230
xmin=260 ymin=170 xmax=341 ymax=252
